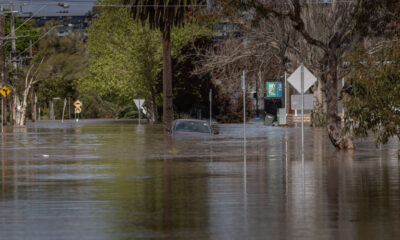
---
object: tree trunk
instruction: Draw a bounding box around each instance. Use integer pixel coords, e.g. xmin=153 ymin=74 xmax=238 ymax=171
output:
xmin=325 ymin=56 xmax=354 ymax=149
xmin=49 ymin=99 xmax=54 ymax=120
xmin=257 ymin=71 xmax=264 ymax=118
xmin=12 ymin=95 xmax=18 ymax=125
xmin=18 ymin=89 xmax=30 ymax=126
xmin=146 ymin=88 xmax=158 ymax=123
xmin=398 ymin=135 xmax=400 ymax=159
xmin=30 ymin=88 xmax=35 ymax=122
xmin=162 ymin=25 xmax=173 ymax=133
xmin=311 ymin=78 xmax=327 ymax=127
xmin=12 ymin=89 xmax=30 ymax=126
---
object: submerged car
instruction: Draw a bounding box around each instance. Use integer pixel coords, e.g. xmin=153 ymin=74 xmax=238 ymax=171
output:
xmin=170 ymin=119 xmax=218 ymax=137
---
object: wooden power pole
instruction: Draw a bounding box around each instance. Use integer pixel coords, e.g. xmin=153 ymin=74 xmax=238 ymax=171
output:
xmin=1 ymin=10 xmax=6 ymax=126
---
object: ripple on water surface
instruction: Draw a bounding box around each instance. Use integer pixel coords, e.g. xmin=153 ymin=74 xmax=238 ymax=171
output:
xmin=1 ymin=120 xmax=400 ymax=240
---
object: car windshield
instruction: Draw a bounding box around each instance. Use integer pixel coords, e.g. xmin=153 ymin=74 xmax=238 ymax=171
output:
xmin=174 ymin=121 xmax=211 ymax=134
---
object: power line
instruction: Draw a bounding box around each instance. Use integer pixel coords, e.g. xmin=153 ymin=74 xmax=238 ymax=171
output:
xmin=0 ymin=2 xmax=208 ymax=7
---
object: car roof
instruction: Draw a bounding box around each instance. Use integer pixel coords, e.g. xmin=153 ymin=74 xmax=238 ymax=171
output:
xmin=173 ymin=119 xmax=209 ymax=123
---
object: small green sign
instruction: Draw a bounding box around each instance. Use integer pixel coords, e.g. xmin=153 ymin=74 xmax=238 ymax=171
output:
xmin=266 ymin=82 xmax=282 ymax=98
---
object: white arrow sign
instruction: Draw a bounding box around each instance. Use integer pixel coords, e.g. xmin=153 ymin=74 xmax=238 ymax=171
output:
xmin=287 ymin=65 xmax=317 ymax=93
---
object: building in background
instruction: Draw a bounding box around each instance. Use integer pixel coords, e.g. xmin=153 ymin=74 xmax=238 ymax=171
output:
xmin=0 ymin=0 xmax=96 ymax=35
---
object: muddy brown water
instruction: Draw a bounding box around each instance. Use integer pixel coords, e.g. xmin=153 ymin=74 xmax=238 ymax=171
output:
xmin=1 ymin=120 xmax=400 ymax=240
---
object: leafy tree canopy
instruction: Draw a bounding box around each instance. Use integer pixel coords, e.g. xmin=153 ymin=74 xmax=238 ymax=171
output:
xmin=81 ymin=2 xmax=212 ymax=107
xmin=342 ymin=42 xmax=400 ymax=146
xmin=34 ymin=23 xmax=88 ymax=105
xmin=4 ymin=15 xmax=39 ymax=54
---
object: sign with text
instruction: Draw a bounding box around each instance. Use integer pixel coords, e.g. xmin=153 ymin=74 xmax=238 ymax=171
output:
xmin=266 ymin=82 xmax=282 ymax=98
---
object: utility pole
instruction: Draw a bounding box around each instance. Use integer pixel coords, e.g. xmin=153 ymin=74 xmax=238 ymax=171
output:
xmin=1 ymin=8 xmax=7 ymax=126
xmin=10 ymin=3 xmax=16 ymax=70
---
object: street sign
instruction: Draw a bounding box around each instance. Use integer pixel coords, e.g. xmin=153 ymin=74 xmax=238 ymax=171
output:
xmin=0 ymin=85 xmax=11 ymax=97
xmin=291 ymin=94 xmax=314 ymax=110
xmin=74 ymin=100 xmax=82 ymax=120
xmin=134 ymin=99 xmax=145 ymax=125
xmin=134 ymin=99 xmax=145 ymax=110
xmin=74 ymin=100 xmax=82 ymax=108
xmin=287 ymin=65 xmax=317 ymax=93
xmin=266 ymin=82 xmax=282 ymax=98
xmin=287 ymin=64 xmax=317 ymax=159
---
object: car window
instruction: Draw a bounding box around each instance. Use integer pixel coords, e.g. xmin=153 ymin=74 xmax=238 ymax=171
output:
xmin=174 ymin=121 xmax=211 ymax=133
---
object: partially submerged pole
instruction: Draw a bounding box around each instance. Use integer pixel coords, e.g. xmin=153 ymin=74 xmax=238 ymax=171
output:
xmin=301 ymin=63 xmax=304 ymax=155
xmin=138 ymin=99 xmax=141 ymax=125
xmin=285 ymin=71 xmax=288 ymax=116
xmin=209 ymin=89 xmax=212 ymax=127
xmin=62 ymin=98 xmax=66 ymax=123
xmin=242 ymin=70 xmax=246 ymax=141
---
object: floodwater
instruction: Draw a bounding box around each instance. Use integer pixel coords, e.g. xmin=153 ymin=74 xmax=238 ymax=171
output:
xmin=1 ymin=120 xmax=400 ymax=240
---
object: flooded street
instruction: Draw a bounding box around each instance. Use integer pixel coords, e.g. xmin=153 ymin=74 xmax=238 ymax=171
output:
xmin=1 ymin=120 xmax=400 ymax=240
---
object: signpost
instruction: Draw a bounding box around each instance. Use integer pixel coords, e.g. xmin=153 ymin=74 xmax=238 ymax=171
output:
xmin=242 ymin=70 xmax=246 ymax=142
xmin=0 ymin=85 xmax=11 ymax=129
xmin=209 ymin=89 xmax=212 ymax=127
xmin=134 ymin=99 xmax=145 ymax=125
xmin=62 ymin=98 xmax=67 ymax=123
xmin=287 ymin=64 xmax=317 ymax=155
xmin=74 ymin=100 xmax=82 ymax=122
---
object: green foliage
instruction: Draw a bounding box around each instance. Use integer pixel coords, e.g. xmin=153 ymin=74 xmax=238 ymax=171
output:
xmin=80 ymin=93 xmax=120 ymax=119
xmin=81 ymin=3 xmax=161 ymax=108
xmin=5 ymin=15 xmax=39 ymax=54
xmin=342 ymin=42 xmax=400 ymax=144
xmin=155 ymin=36 xmax=219 ymax=119
xmin=81 ymin=1 xmax=212 ymax=117
xmin=5 ymin=17 xmax=38 ymax=93
xmin=34 ymin=24 xmax=87 ymax=107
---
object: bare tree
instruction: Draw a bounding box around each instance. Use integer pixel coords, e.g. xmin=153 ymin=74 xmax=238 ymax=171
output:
xmin=9 ymin=58 xmax=44 ymax=126
xmin=228 ymin=0 xmax=396 ymax=150
xmin=195 ymin=16 xmax=292 ymax=116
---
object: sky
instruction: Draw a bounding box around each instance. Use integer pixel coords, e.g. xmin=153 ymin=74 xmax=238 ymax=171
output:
xmin=0 ymin=0 xmax=98 ymax=16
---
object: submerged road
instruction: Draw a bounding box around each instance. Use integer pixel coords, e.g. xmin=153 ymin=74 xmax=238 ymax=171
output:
xmin=1 ymin=120 xmax=399 ymax=240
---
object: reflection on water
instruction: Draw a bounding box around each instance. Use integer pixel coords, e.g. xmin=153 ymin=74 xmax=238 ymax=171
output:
xmin=1 ymin=120 xmax=400 ymax=240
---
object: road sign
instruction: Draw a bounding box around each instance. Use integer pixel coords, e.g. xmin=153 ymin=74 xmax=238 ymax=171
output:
xmin=291 ymin=94 xmax=314 ymax=110
xmin=75 ymin=107 xmax=81 ymax=114
xmin=266 ymin=82 xmax=282 ymax=98
xmin=74 ymin=100 xmax=82 ymax=108
xmin=134 ymin=99 xmax=145 ymax=110
xmin=287 ymin=64 xmax=317 ymax=159
xmin=0 ymin=85 xmax=11 ymax=97
xmin=287 ymin=65 xmax=317 ymax=93
xmin=134 ymin=99 xmax=145 ymax=125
